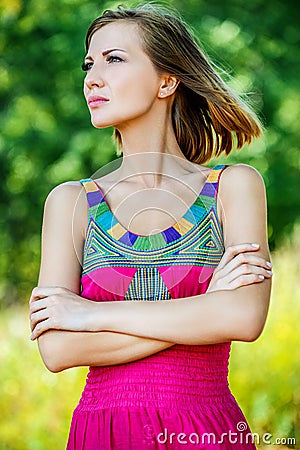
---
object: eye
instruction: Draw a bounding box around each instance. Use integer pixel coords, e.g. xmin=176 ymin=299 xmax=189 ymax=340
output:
xmin=82 ymin=61 xmax=93 ymax=72
xmin=106 ymin=55 xmax=124 ymax=63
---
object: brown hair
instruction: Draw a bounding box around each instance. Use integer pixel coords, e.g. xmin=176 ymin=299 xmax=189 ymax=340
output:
xmin=85 ymin=3 xmax=262 ymax=164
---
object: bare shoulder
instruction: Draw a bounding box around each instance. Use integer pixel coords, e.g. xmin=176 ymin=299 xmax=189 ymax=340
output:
xmin=45 ymin=180 xmax=83 ymax=202
xmin=216 ymin=164 xmax=267 ymax=234
xmin=46 ymin=181 xmax=85 ymax=207
xmin=43 ymin=181 xmax=88 ymax=237
xmin=220 ymin=163 xmax=265 ymax=192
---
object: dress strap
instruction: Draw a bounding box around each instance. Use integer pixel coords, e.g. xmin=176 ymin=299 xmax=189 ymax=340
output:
xmin=80 ymin=178 xmax=104 ymax=208
xmin=202 ymin=164 xmax=229 ymax=199
xmin=80 ymin=164 xmax=229 ymax=207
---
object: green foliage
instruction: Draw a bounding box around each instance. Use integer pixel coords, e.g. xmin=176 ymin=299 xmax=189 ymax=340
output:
xmin=0 ymin=239 xmax=299 ymax=449
xmin=0 ymin=2 xmax=299 ymax=446
xmin=0 ymin=306 xmax=87 ymax=449
xmin=229 ymin=231 xmax=300 ymax=448
xmin=0 ymin=0 xmax=299 ymax=307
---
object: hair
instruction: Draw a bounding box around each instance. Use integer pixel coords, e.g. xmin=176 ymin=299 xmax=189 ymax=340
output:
xmin=84 ymin=3 xmax=262 ymax=164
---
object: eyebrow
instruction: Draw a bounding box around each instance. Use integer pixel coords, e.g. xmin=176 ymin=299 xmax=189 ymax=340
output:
xmin=85 ymin=48 xmax=127 ymax=60
xmin=102 ymin=48 xmax=127 ymax=56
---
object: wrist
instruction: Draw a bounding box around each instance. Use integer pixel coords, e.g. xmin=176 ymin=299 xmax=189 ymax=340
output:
xmin=84 ymin=299 xmax=107 ymax=332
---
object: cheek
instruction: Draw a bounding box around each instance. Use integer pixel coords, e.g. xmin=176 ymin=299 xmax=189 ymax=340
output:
xmin=116 ymin=72 xmax=159 ymax=107
xmin=83 ymin=82 xmax=89 ymax=98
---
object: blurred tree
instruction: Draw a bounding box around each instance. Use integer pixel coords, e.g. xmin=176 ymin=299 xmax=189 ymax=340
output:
xmin=0 ymin=0 xmax=299 ymax=305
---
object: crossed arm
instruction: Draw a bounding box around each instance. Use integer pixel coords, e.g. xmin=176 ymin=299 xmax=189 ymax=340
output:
xmin=30 ymin=164 xmax=272 ymax=372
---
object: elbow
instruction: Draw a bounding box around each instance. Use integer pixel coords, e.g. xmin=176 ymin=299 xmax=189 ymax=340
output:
xmin=240 ymin=324 xmax=264 ymax=342
xmin=230 ymin=288 xmax=270 ymax=343
xmin=37 ymin=331 xmax=67 ymax=373
xmin=44 ymin=359 xmax=64 ymax=373
xmin=235 ymin=314 xmax=267 ymax=343
xmin=42 ymin=354 xmax=64 ymax=373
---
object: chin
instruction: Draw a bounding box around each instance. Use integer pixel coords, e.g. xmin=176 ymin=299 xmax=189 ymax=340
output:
xmin=90 ymin=118 xmax=114 ymax=129
xmin=92 ymin=122 xmax=110 ymax=129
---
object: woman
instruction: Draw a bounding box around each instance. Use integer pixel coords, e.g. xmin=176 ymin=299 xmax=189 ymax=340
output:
xmin=29 ymin=4 xmax=273 ymax=449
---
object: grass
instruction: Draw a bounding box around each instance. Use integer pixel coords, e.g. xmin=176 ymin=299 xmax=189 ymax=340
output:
xmin=0 ymin=236 xmax=299 ymax=449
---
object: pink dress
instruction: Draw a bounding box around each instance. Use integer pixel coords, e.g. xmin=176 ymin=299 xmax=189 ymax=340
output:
xmin=66 ymin=164 xmax=256 ymax=449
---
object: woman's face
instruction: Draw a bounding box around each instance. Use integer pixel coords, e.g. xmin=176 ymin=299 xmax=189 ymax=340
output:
xmin=83 ymin=21 xmax=163 ymax=130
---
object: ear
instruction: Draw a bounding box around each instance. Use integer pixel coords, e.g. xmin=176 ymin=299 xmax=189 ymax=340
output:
xmin=158 ymin=75 xmax=180 ymax=98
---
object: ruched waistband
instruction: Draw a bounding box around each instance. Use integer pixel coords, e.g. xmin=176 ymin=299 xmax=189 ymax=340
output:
xmin=76 ymin=343 xmax=232 ymax=410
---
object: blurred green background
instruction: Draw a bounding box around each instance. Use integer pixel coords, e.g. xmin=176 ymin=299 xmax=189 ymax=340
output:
xmin=0 ymin=0 xmax=299 ymax=448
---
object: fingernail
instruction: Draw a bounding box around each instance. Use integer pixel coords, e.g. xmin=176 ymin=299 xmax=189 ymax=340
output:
xmin=258 ymin=275 xmax=264 ymax=279
xmin=251 ymin=243 xmax=260 ymax=247
xmin=266 ymin=261 xmax=272 ymax=268
xmin=266 ymin=270 xmax=273 ymax=275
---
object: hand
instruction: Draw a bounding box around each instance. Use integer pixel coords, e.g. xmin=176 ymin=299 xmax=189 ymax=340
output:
xmin=206 ymin=243 xmax=273 ymax=293
xmin=29 ymin=287 xmax=100 ymax=340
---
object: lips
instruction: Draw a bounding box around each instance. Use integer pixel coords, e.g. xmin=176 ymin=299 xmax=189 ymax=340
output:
xmin=88 ymin=95 xmax=109 ymax=107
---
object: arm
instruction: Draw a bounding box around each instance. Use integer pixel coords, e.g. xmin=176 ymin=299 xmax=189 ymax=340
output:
xmin=104 ymin=164 xmax=272 ymax=342
xmin=75 ymin=164 xmax=272 ymax=344
xmin=38 ymin=330 xmax=174 ymax=373
xmin=34 ymin=182 xmax=174 ymax=372
xmin=31 ymin=164 xmax=272 ymax=364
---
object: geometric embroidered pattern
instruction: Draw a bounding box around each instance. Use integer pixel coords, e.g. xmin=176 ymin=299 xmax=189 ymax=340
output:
xmin=79 ymin=164 xmax=228 ymax=301
xmin=81 ymin=204 xmax=225 ymax=275
xmin=124 ymin=267 xmax=172 ymax=301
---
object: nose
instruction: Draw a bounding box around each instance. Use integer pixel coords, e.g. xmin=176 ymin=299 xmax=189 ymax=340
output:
xmin=84 ymin=64 xmax=105 ymax=90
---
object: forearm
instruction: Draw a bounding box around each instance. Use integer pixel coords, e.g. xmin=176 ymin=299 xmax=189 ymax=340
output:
xmin=37 ymin=329 xmax=174 ymax=373
xmin=97 ymin=282 xmax=271 ymax=345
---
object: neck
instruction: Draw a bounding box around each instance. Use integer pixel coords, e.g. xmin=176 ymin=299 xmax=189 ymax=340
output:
xmin=115 ymin=109 xmax=193 ymax=189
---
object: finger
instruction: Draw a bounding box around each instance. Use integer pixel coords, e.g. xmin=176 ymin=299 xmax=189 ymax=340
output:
xmin=229 ymin=273 xmax=266 ymax=290
xmin=226 ymin=264 xmax=273 ymax=284
xmin=217 ymin=243 xmax=260 ymax=271
xmin=29 ymin=286 xmax=66 ymax=303
xmin=30 ymin=318 xmax=52 ymax=341
xmin=29 ymin=292 xmax=48 ymax=305
xmin=29 ymin=297 xmax=49 ymax=314
xmin=30 ymin=309 xmax=50 ymax=332
xmin=220 ymin=253 xmax=272 ymax=278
